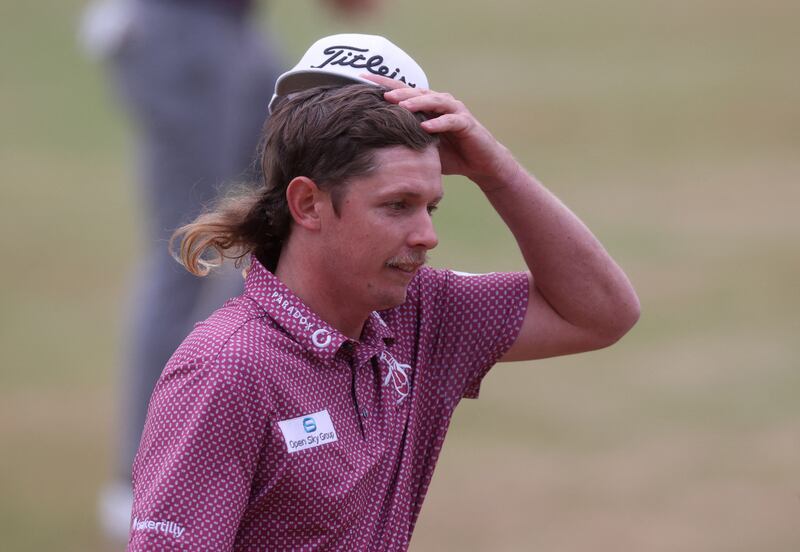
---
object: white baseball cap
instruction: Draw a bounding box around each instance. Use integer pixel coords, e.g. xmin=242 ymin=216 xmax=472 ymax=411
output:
xmin=268 ymin=33 xmax=428 ymax=114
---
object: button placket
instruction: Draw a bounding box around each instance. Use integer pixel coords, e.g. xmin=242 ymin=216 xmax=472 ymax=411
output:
xmin=353 ymin=356 xmax=374 ymax=441
xmin=335 ymin=344 xmax=362 ymax=441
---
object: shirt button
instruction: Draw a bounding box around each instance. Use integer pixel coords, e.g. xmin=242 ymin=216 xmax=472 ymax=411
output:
xmin=361 ymin=408 xmax=369 ymax=418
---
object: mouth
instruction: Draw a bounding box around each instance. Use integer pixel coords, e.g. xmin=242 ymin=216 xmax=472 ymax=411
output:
xmin=385 ymin=251 xmax=428 ymax=277
xmin=386 ymin=262 xmax=422 ymax=275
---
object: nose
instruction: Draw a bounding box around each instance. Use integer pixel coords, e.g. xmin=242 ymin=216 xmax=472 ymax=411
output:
xmin=408 ymin=211 xmax=439 ymax=251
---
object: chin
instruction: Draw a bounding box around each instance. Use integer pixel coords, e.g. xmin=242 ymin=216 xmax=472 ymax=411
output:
xmin=373 ymin=288 xmax=408 ymax=311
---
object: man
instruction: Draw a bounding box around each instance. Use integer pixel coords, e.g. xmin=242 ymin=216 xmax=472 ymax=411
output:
xmin=128 ymin=34 xmax=640 ymax=550
xmin=83 ymin=5 xmax=378 ymax=538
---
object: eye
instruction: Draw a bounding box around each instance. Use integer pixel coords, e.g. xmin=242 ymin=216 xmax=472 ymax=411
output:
xmin=385 ymin=201 xmax=408 ymax=212
xmin=427 ymin=204 xmax=439 ymax=215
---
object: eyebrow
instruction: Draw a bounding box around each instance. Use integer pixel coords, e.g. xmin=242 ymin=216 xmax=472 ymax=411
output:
xmin=376 ymin=188 xmax=444 ymax=203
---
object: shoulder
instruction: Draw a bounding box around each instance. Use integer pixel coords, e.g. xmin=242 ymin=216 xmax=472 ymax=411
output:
xmin=169 ymin=296 xmax=264 ymax=363
xmin=403 ymin=266 xmax=528 ymax=307
xmin=162 ymin=296 xmax=293 ymax=392
xmin=380 ymin=267 xmax=529 ymax=338
xmin=377 ymin=266 xmax=474 ymax=327
xmin=402 ymin=266 xmax=448 ymax=304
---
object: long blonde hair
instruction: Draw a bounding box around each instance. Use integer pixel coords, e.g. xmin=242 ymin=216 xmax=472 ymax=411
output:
xmin=170 ymin=191 xmax=262 ymax=276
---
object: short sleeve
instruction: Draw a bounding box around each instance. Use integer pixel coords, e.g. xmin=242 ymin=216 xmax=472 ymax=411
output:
xmin=128 ymin=350 xmax=269 ymax=551
xmin=419 ymin=268 xmax=529 ymax=402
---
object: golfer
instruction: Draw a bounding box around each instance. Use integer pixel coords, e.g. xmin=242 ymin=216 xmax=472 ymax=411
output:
xmin=128 ymin=34 xmax=640 ymax=551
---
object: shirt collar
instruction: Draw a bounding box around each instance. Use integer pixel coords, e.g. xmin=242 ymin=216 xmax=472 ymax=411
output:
xmin=354 ymin=311 xmax=396 ymax=364
xmin=244 ymin=258 xmax=395 ymax=364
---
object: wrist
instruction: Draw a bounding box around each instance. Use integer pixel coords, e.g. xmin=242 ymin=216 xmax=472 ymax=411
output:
xmin=473 ymin=148 xmax=525 ymax=194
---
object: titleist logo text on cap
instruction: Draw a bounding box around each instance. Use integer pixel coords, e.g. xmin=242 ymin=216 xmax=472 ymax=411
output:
xmin=311 ymin=45 xmax=419 ymax=87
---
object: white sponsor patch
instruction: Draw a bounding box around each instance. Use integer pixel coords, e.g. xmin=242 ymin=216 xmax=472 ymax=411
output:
xmin=277 ymin=409 xmax=338 ymax=453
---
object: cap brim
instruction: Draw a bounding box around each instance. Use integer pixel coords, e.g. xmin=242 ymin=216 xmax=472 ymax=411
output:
xmin=275 ymin=70 xmax=377 ymax=97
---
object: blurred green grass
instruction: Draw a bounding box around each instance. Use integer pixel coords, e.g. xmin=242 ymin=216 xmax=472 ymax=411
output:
xmin=1 ymin=0 xmax=798 ymax=550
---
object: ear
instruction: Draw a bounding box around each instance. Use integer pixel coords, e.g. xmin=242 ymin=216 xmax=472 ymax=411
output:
xmin=285 ymin=176 xmax=327 ymax=230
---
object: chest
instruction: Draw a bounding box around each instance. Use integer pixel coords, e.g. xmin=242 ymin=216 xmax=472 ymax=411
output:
xmin=252 ymin=348 xmax=416 ymax=512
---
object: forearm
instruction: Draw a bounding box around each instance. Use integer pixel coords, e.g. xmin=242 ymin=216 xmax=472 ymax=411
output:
xmin=475 ymin=154 xmax=640 ymax=339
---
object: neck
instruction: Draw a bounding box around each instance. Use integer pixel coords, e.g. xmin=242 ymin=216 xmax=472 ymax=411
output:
xmin=275 ymin=242 xmax=369 ymax=341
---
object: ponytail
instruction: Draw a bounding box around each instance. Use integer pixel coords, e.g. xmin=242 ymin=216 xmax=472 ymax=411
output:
xmin=170 ymin=182 xmax=291 ymax=275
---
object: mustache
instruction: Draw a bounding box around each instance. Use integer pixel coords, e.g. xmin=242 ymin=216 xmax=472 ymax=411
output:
xmin=386 ymin=251 xmax=429 ymax=267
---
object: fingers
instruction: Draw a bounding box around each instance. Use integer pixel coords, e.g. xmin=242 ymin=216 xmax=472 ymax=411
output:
xmin=421 ymin=113 xmax=471 ymax=134
xmin=359 ymin=73 xmax=408 ymax=90
xmin=360 ymin=76 xmax=473 ymax=135
xmin=383 ymin=88 xmax=429 ymax=107
xmin=360 ymin=74 xmax=463 ymax=116
xmin=397 ymin=92 xmax=466 ymax=117
xmin=382 ymin=86 xmax=465 ymax=117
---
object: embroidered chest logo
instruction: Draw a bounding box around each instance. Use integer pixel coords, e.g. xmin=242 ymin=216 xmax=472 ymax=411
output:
xmin=380 ymin=351 xmax=411 ymax=404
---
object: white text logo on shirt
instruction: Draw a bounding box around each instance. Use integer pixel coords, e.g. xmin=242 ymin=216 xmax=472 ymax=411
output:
xmin=131 ymin=517 xmax=185 ymax=539
xmin=270 ymin=291 xmax=333 ymax=349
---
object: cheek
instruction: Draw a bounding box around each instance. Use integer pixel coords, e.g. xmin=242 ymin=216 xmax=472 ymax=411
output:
xmin=351 ymin=221 xmax=392 ymax=252
xmin=327 ymin=213 xmax=399 ymax=268
xmin=328 ymin=233 xmax=373 ymax=271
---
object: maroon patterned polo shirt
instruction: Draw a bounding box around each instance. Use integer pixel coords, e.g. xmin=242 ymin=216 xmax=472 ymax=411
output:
xmin=129 ymin=259 xmax=528 ymax=551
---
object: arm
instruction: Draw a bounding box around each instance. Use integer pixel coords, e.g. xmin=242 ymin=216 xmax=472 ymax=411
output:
xmin=370 ymin=76 xmax=640 ymax=361
xmin=471 ymin=162 xmax=640 ymax=361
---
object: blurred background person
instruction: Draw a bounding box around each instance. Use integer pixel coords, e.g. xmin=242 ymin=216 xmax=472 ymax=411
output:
xmin=80 ymin=0 xmax=378 ymax=540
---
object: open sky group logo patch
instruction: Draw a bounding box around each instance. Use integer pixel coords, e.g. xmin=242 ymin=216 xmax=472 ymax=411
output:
xmin=278 ymin=410 xmax=338 ymax=453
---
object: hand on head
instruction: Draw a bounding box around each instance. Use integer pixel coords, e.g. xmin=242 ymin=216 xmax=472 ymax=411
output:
xmin=361 ymin=74 xmax=516 ymax=187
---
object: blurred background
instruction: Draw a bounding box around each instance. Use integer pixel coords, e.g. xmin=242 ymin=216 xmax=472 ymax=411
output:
xmin=1 ymin=0 xmax=798 ymax=550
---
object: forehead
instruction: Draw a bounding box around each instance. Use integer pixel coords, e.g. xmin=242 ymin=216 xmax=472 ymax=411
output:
xmin=348 ymin=145 xmax=443 ymax=200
